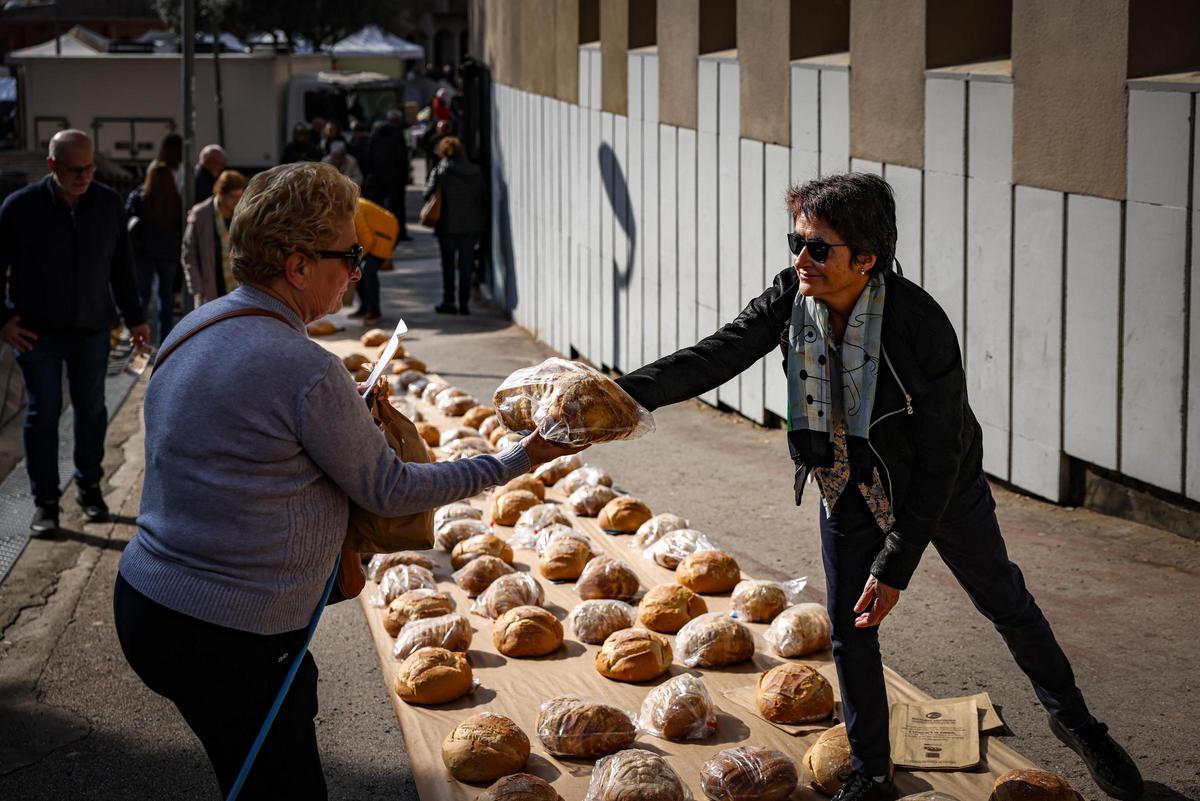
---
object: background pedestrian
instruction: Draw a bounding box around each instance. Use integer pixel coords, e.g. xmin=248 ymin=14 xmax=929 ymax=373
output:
xmin=126 ymin=159 xmax=183 ymax=344
xmin=183 ymin=169 xmax=246 ymax=307
xmin=423 ymin=135 xmax=484 ymax=315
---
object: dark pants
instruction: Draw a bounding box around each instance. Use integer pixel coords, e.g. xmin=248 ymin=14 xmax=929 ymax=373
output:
xmin=820 ymin=470 xmax=1092 ymax=776
xmin=15 ymin=329 xmax=110 ymax=505
xmin=355 ymin=255 xmax=384 ymax=314
xmin=113 ymin=574 xmax=327 ymax=800
xmin=438 ymin=232 xmax=478 ymax=309
xmin=136 ymin=256 xmax=178 ymax=344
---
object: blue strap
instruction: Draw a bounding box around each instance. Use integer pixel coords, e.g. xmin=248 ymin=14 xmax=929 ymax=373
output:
xmin=225 ymin=553 xmax=341 ymax=801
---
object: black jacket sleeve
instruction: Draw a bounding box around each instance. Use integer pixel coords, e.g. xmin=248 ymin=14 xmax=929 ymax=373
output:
xmin=0 ymin=197 xmax=15 ymax=329
xmin=109 ymin=206 xmax=146 ymax=329
xmin=869 ymin=307 xmax=968 ymax=590
xmin=616 ymin=266 xmax=798 ymax=411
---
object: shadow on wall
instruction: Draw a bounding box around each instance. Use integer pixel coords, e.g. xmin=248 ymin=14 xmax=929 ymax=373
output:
xmin=490 ymin=101 xmax=518 ymax=315
xmin=597 ymin=142 xmax=635 ymax=367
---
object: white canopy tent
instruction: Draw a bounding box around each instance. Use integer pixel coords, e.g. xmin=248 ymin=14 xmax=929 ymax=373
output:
xmin=328 ymin=25 xmax=424 ymax=60
xmin=8 ymin=25 xmax=109 ymax=60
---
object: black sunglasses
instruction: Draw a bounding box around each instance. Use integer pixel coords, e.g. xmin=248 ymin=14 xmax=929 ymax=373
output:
xmin=316 ymin=243 xmax=365 ymax=278
xmin=787 ymin=233 xmax=850 ymax=263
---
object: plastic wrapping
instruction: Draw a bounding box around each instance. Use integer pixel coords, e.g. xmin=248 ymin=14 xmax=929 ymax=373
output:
xmin=370 ymin=563 xmax=438 ymax=607
xmin=575 ymin=556 xmax=640 ymax=601
xmin=434 ymin=517 xmax=491 ymax=552
xmin=632 ymin=513 xmax=690 ymax=550
xmin=568 ymin=484 xmax=618 ymax=517
xmin=532 ymin=452 xmax=583 ymax=486
xmin=445 ymin=447 xmax=489 ymax=461
xmin=450 ymin=532 xmax=513 ymax=569
xmin=637 ymin=674 xmax=718 ymax=741
xmin=383 ymin=588 xmax=456 ymax=637
xmin=583 ymin=749 xmax=693 ymax=801
xmin=442 ymin=437 xmax=494 ymax=455
xmin=539 ymin=531 xmax=596 ymax=582
xmin=730 ymin=578 xmax=808 ymax=622
xmin=440 ymin=426 xmax=481 ymax=446
xmin=435 ymin=386 xmax=468 ymax=404
xmin=472 ymin=572 xmax=545 ymax=619
xmin=557 ymin=465 xmax=614 ymax=495
xmin=391 ymin=612 xmax=473 ymax=660
xmin=643 ymin=529 xmax=717 ymax=570
xmin=699 ymin=746 xmax=799 ymax=801
xmin=420 ymin=380 xmax=450 ymax=404
xmin=434 ymin=502 xmax=482 ymax=528
xmin=496 ymin=432 xmax=524 ymax=448
xmin=453 ymin=554 xmax=516 ymax=597
xmin=536 ymin=696 xmax=638 ymax=758
xmin=478 ymin=414 xmax=503 ymax=439
xmin=567 ymin=599 xmax=636 ymax=644
xmin=674 ymin=612 xmax=755 ymax=668
xmin=535 ymin=524 xmax=591 ymax=556
xmin=367 ymin=551 xmax=434 ymax=582
xmin=763 ymin=603 xmax=832 ymax=658
xmin=391 ymin=369 xmax=426 ymax=395
xmin=439 ymin=394 xmax=478 ymax=417
xmin=509 ymin=505 xmax=575 ymax=550
xmin=407 ymin=375 xmax=430 ymax=397
xmin=492 ymin=357 xmax=655 ymax=446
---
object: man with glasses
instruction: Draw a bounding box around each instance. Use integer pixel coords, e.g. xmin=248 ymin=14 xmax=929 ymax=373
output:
xmin=0 ymin=129 xmax=149 ymax=532
xmin=615 ymin=173 xmax=1142 ymax=801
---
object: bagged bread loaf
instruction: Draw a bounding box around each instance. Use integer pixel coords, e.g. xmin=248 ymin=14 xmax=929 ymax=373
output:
xmin=492 ymin=489 xmax=541 ymax=526
xmin=802 ymin=724 xmax=852 ymax=796
xmin=436 ymin=386 xmax=468 ymax=403
xmin=488 ymin=424 xmax=513 ymax=446
xmin=392 ymin=368 xmax=425 ymax=391
xmin=532 ymin=453 xmax=583 ymax=486
xmin=597 ymin=497 xmax=653 ymax=533
xmin=371 ymin=564 xmax=438 ymax=606
xmin=764 ymin=603 xmax=832 ymax=657
xmin=451 ymin=533 xmax=514 ymax=569
xmin=700 ymin=746 xmax=798 ymax=801
xmin=498 ymin=473 xmax=546 ymax=500
xmin=394 ymin=646 xmax=474 ymax=705
xmin=638 ymin=584 xmax=708 ymax=633
xmin=536 ymin=696 xmax=638 ymax=758
xmin=492 ymin=605 xmax=564 ymax=657
xmin=730 ymin=578 xmax=807 ymax=622
xmin=509 ymin=505 xmax=574 ymax=549
xmin=535 ymin=524 xmax=590 ymax=555
xmin=473 ymin=573 xmax=544 ymax=619
xmin=462 ymin=405 xmax=497 ymax=430
xmin=633 ymin=513 xmax=690 ymax=550
xmin=569 ymin=485 xmax=618 ymax=517
xmin=676 ymin=550 xmax=741 ymax=594
xmin=441 ymin=426 xmax=482 ymax=446
xmin=361 ymin=328 xmax=389 ymax=346
xmin=384 ymin=589 xmax=457 ymax=637
xmin=374 ymin=340 xmax=405 ymax=361
xmin=454 ymin=555 xmax=516 ymax=597
xmin=478 ymin=414 xmax=503 ymax=439
xmin=675 ymin=613 xmax=755 ymax=668
xmin=583 ymin=749 xmax=691 ymax=801
xmin=990 ymin=770 xmax=1079 ymax=801
xmin=595 ymin=628 xmax=673 ymax=682
xmin=393 ymin=612 xmax=473 ymax=660
xmin=558 ymin=465 xmax=613 ymax=494
xmin=446 ymin=445 xmax=490 ymax=461
xmin=421 ymin=380 xmax=450 ymax=404
xmin=415 ymin=421 xmax=441 ymax=448
xmin=645 ymin=529 xmax=717 ymax=570
xmin=755 ymin=663 xmax=834 ymax=724
xmin=637 ymin=674 xmax=717 ymax=741
xmin=436 ymin=518 xmax=492 ymax=552
xmin=568 ymin=600 xmax=636 ymax=644
xmin=493 ymin=358 xmax=654 ymax=445
xmin=436 ymin=502 xmax=483 ymax=528
xmin=443 ymin=712 xmax=531 ymax=783
xmin=394 ymin=355 xmax=427 ymax=373
xmin=496 ymin=432 xmax=523 ymax=448
xmin=477 ymin=773 xmax=562 ymax=801
xmin=539 ymin=532 xmax=594 ymax=581
xmin=343 ymin=352 xmax=370 ymax=371
xmin=576 ymin=556 xmax=640 ymax=601
xmin=406 ymin=374 xmax=430 ymax=396
xmin=367 ymin=550 xmax=434 ymax=581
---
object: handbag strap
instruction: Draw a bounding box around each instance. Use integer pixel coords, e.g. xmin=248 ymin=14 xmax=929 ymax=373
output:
xmin=154 ymin=307 xmax=294 ymax=371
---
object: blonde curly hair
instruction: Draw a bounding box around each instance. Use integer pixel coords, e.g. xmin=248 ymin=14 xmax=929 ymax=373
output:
xmin=230 ymin=161 xmax=359 ymax=284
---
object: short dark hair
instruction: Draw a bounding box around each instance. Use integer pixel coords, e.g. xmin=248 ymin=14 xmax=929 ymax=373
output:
xmin=785 ymin=173 xmax=897 ymax=274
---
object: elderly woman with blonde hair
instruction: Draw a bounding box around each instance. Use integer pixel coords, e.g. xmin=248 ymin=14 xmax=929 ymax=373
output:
xmin=114 ymin=161 xmax=578 ymax=799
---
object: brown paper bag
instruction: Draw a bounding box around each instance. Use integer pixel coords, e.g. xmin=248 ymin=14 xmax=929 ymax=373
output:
xmin=888 ymin=698 xmax=980 ymax=770
xmin=345 ymin=392 xmax=435 ymax=554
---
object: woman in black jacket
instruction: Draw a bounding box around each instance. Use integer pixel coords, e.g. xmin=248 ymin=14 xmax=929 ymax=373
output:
xmin=126 ymin=159 xmax=183 ymax=344
xmin=615 ymin=173 xmax=1141 ymax=801
xmin=423 ymin=135 xmax=485 ymax=315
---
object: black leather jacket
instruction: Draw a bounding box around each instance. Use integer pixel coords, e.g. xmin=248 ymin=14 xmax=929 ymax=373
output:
xmin=616 ymin=266 xmax=984 ymax=590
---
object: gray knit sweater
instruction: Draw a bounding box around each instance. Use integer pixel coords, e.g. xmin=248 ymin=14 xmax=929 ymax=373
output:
xmin=119 ymin=285 xmax=529 ymax=634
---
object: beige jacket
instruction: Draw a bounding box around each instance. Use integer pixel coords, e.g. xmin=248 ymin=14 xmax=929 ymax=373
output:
xmin=182 ymin=198 xmax=221 ymax=306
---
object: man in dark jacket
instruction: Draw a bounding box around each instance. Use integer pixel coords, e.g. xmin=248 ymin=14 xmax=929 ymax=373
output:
xmin=0 ymin=130 xmax=148 ymax=532
xmin=615 ymin=174 xmax=1142 ymax=801
xmin=366 ymin=109 xmax=410 ymax=241
xmin=194 ymin=144 xmax=225 ymax=203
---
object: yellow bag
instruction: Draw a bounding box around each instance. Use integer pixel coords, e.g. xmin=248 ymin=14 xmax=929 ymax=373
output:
xmin=354 ymin=197 xmax=400 ymax=261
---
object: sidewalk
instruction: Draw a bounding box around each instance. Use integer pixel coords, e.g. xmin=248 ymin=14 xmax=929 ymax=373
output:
xmin=0 ymin=225 xmax=1197 ymax=800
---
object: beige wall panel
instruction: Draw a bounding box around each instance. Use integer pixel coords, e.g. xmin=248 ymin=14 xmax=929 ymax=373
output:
xmin=848 ymin=0 xmax=925 ymax=167
xmin=556 ymin=0 xmax=581 ymax=101
xmin=1011 ymin=0 xmax=1128 ymax=199
xmin=601 ymin=0 xmax=630 ymax=114
xmin=658 ymin=0 xmax=701 ymax=129
xmin=521 ymin=0 xmax=558 ymax=95
xmin=738 ymin=0 xmax=790 ymax=144
xmin=491 ymin=0 xmax=522 ymax=87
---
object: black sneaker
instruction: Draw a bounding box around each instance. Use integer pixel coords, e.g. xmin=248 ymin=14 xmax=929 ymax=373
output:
xmin=434 ymin=303 xmax=457 ymax=315
xmin=1049 ymin=716 xmax=1143 ymax=801
xmin=830 ymin=771 xmax=898 ymax=801
xmin=457 ymin=305 xmax=470 ymax=316
xmin=30 ymin=503 xmax=60 ymax=533
xmin=76 ymin=485 xmax=109 ymax=523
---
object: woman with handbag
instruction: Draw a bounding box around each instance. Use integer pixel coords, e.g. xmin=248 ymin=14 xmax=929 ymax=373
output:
xmin=422 ymin=135 xmax=485 ymax=315
xmin=125 ymin=160 xmax=182 ymax=344
xmin=114 ymin=161 xmax=579 ymax=800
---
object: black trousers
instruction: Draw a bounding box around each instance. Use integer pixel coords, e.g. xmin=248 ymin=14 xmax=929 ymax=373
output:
xmin=113 ymin=574 xmax=327 ymax=800
xmin=437 ymin=232 xmax=478 ymax=309
xmin=820 ymin=470 xmax=1092 ymax=776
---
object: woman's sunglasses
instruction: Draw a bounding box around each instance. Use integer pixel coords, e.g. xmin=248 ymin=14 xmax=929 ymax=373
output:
xmin=317 ymin=243 xmax=366 ymax=279
xmin=787 ymin=233 xmax=850 ymax=263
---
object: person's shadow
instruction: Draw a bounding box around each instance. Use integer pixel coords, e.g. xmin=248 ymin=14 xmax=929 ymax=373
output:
xmin=597 ymin=142 xmax=635 ymax=368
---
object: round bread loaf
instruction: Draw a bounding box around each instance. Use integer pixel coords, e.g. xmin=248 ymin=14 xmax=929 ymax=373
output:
xmin=755 ymin=663 xmax=834 ymax=724
xmin=586 ymin=748 xmax=688 ymax=801
xmin=441 ymin=394 xmax=480 ymax=416
xmin=361 ymin=328 xmax=389 ymax=346
xmin=568 ymin=484 xmax=618 ymax=517
xmin=539 ymin=536 xmax=594 ymax=581
xmin=677 ymin=551 xmax=741 ymax=594
xmin=442 ymin=426 xmax=482 ymax=446
xmin=421 ymin=380 xmax=450 ymax=404
xmin=492 ymin=605 xmax=564 ymax=657
xmin=731 ymin=580 xmax=788 ymax=622
xmin=443 ymin=712 xmax=531 ymax=783
xmin=436 ymin=502 xmax=483 ymax=527
xmin=416 ymin=422 xmax=442 ymax=449
xmin=567 ymin=599 xmax=636 ymax=644
xmin=436 ymin=518 xmax=492 ymax=552
xmin=493 ymin=490 xmax=541 ymax=526
xmin=477 ymin=773 xmax=562 ymax=801
xmin=384 ymin=589 xmax=456 ymax=638
xmin=802 ymin=724 xmax=852 ymax=796
xmin=532 ymin=453 xmax=583 ymax=486
xmin=638 ymin=584 xmax=708 ymax=633
xmin=478 ymin=414 xmax=503 ymax=439
xmin=638 ymin=673 xmax=717 ymax=741
xmin=700 ymin=746 xmax=798 ymax=801
xmin=597 ymin=497 xmax=653 ymax=533
xmin=764 ymin=603 xmax=832 ymax=658
xmin=576 ymin=556 xmax=640 ymax=601
xmin=498 ymin=474 xmax=546 ymax=500
xmin=595 ymin=628 xmax=672 ymax=682
xmin=488 ymin=424 xmax=512 ymax=446
xmin=452 ymin=533 xmax=515 ymax=569
xmin=675 ymin=613 xmax=755 ymax=668
xmin=392 ymin=612 xmax=474 ymax=660
xmin=375 ymin=340 xmax=405 ymax=362
xmin=633 ymin=513 xmax=690 ymax=550
xmin=343 ymin=352 xmax=370 ymax=371
xmin=394 ymin=646 xmax=473 ymax=705
xmin=393 ymin=368 xmax=426 ymax=391
xmin=307 ymin=319 xmax=336 ymax=336
xmin=394 ymin=355 xmax=427 ymax=374
xmin=462 ymin=405 xmax=497 ymax=430
xmin=408 ymin=376 xmax=431 ymax=397
xmin=557 ymin=465 xmax=614 ymax=494
xmin=353 ymin=365 xmax=371 ymax=382
xmin=454 ymin=555 xmax=517 ymax=597
xmin=514 ymin=505 xmax=574 ymax=545
xmin=443 ymin=437 xmax=495 ymax=456
xmin=497 ymin=433 xmax=523 ymax=448
xmin=367 ymin=551 xmax=435 ymax=582
xmin=990 ymin=769 xmax=1078 ymax=801
xmin=536 ymin=696 xmax=637 ymax=758
xmin=475 ymin=572 xmax=545 ymax=619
